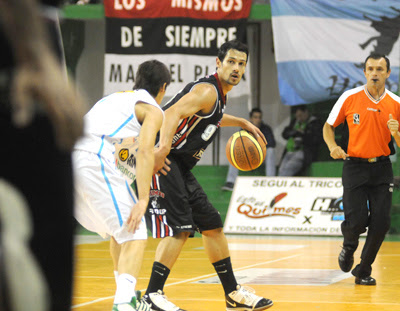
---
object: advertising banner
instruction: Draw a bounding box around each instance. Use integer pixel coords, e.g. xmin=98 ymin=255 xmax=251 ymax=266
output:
xmin=103 ymin=0 xmax=252 ymax=97
xmin=224 ymin=176 xmax=346 ymax=236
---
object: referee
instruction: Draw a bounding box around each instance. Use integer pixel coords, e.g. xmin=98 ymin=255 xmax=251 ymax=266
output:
xmin=323 ymin=53 xmax=400 ymax=285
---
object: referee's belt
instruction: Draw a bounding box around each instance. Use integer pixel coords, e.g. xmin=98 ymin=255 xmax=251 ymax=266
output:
xmin=346 ymin=156 xmax=390 ymax=163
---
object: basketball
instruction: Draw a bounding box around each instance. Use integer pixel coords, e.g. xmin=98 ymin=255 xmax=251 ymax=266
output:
xmin=226 ymin=130 xmax=267 ymax=171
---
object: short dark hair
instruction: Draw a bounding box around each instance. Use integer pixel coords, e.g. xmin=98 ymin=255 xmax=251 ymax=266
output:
xmin=250 ymin=107 xmax=262 ymax=118
xmin=364 ymin=53 xmax=390 ymax=72
xmin=218 ymin=40 xmax=249 ymax=63
xmin=133 ymin=60 xmax=171 ymax=97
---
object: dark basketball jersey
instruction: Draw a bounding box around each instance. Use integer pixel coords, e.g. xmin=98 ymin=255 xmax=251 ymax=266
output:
xmin=163 ymin=72 xmax=226 ymax=170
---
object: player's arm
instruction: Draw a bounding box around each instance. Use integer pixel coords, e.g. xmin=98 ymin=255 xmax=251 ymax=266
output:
xmin=221 ymin=113 xmax=267 ymax=144
xmin=323 ymin=122 xmax=348 ymax=160
xmin=125 ymin=103 xmax=163 ymax=233
xmin=154 ymin=83 xmax=217 ymax=171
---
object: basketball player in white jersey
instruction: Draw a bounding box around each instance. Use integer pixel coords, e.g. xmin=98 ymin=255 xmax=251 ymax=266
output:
xmin=73 ymin=60 xmax=171 ymax=311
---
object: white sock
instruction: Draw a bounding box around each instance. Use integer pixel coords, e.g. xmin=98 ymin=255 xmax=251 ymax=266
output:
xmin=114 ymin=271 xmax=119 ymax=284
xmin=113 ymin=273 xmax=137 ymax=304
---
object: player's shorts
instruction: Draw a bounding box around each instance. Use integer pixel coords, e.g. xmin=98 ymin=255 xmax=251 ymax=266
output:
xmin=72 ymin=150 xmax=147 ymax=244
xmin=145 ymin=156 xmax=223 ymax=238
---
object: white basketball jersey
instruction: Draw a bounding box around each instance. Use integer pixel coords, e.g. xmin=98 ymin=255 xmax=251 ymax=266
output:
xmin=74 ymin=90 xmax=162 ymax=161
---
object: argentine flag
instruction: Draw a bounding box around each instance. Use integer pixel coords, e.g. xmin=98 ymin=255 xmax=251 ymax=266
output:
xmin=271 ymin=0 xmax=400 ymax=106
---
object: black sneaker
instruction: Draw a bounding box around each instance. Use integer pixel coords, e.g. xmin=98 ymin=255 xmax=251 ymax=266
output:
xmin=338 ymin=247 xmax=355 ymax=272
xmin=222 ymin=182 xmax=234 ymax=191
xmin=142 ymin=290 xmax=186 ymax=311
xmin=355 ymin=276 xmax=376 ymax=285
xmin=226 ymin=285 xmax=273 ymax=311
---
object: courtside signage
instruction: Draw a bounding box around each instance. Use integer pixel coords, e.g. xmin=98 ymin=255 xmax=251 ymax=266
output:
xmin=224 ymin=177 xmax=345 ymax=236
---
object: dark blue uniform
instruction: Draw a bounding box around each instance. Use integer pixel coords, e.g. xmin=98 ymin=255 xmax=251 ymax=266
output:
xmin=145 ymin=73 xmax=225 ymax=238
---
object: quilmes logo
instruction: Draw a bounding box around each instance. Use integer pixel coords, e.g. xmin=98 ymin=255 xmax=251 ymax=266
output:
xmin=311 ymin=197 xmax=344 ymax=221
xmin=237 ymin=193 xmax=301 ymax=219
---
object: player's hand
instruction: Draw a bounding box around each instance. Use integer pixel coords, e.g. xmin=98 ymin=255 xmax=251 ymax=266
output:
xmin=387 ymin=114 xmax=399 ymax=136
xmin=242 ymin=120 xmax=267 ymax=145
xmin=153 ymin=148 xmax=171 ymax=176
xmin=157 ymin=157 xmax=171 ymax=176
xmin=125 ymin=199 xmax=147 ymax=233
xmin=329 ymin=146 xmax=348 ymax=160
xmin=11 ymin=51 xmax=86 ymax=151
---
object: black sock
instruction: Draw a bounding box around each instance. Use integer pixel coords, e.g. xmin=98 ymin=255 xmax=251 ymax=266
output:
xmin=145 ymin=261 xmax=170 ymax=295
xmin=212 ymin=257 xmax=238 ymax=295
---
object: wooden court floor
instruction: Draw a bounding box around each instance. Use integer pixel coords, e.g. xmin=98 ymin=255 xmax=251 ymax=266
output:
xmin=72 ymin=235 xmax=400 ymax=311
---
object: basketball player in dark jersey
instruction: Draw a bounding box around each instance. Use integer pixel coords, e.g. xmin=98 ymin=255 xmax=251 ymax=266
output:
xmin=0 ymin=0 xmax=85 ymax=310
xmin=142 ymin=40 xmax=273 ymax=311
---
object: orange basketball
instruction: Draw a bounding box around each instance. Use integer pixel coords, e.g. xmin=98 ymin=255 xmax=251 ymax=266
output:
xmin=226 ymin=130 xmax=267 ymax=171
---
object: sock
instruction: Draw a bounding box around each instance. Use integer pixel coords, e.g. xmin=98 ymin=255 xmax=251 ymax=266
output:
xmin=113 ymin=273 xmax=137 ymax=304
xmin=114 ymin=271 xmax=119 ymax=284
xmin=145 ymin=261 xmax=170 ymax=295
xmin=212 ymin=257 xmax=238 ymax=295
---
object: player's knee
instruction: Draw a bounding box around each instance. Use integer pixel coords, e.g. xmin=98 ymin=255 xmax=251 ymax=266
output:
xmin=175 ymin=231 xmax=190 ymax=241
xmin=202 ymin=227 xmax=223 ymax=237
xmin=122 ymin=238 xmax=147 ymax=252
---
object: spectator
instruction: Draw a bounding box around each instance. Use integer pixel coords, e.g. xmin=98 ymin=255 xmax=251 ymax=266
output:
xmin=222 ymin=107 xmax=276 ymax=191
xmin=0 ymin=0 xmax=85 ymax=310
xmin=278 ymin=105 xmax=323 ymax=176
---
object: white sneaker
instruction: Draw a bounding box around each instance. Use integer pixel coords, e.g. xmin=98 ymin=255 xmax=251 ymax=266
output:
xmin=137 ymin=298 xmax=152 ymax=311
xmin=225 ymin=285 xmax=273 ymax=311
xmin=142 ymin=290 xmax=186 ymax=311
xmin=113 ymin=296 xmax=151 ymax=311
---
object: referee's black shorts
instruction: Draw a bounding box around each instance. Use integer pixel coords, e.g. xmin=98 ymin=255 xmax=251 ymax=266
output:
xmin=145 ymin=156 xmax=223 ymax=238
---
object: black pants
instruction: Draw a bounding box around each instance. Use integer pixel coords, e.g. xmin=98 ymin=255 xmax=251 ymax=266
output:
xmin=341 ymin=159 xmax=393 ymax=277
xmin=0 ymin=112 xmax=75 ymax=311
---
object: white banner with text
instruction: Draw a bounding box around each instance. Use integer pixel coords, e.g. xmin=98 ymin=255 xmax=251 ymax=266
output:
xmin=103 ymin=0 xmax=251 ymax=97
xmin=224 ymin=177 xmax=345 ymax=236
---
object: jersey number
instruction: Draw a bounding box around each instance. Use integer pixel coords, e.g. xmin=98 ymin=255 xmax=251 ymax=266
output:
xmin=201 ymin=124 xmax=217 ymax=141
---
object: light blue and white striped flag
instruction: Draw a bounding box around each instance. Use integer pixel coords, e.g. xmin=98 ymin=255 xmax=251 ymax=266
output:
xmin=271 ymin=0 xmax=400 ymax=106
